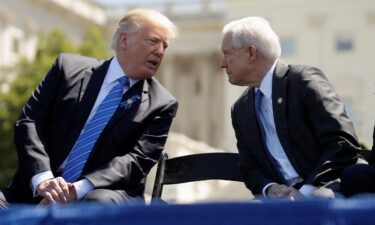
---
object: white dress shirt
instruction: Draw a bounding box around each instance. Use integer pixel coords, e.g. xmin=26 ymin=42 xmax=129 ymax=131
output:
xmin=258 ymin=61 xmax=316 ymax=197
xmin=32 ymin=56 xmax=138 ymax=200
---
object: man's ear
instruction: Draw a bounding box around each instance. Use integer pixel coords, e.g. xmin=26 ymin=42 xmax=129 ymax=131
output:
xmin=119 ymin=33 xmax=127 ymax=50
xmin=248 ymin=46 xmax=257 ymax=61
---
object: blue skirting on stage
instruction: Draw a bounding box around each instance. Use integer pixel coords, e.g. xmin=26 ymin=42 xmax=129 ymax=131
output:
xmin=1 ymin=197 xmax=375 ymax=225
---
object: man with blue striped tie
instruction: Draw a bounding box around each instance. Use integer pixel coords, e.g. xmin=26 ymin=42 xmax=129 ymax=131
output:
xmin=0 ymin=8 xmax=178 ymax=207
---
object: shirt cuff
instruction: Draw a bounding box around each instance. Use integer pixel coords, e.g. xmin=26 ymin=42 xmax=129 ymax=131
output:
xmin=262 ymin=182 xmax=277 ymax=196
xmin=299 ymin=184 xmax=317 ymax=197
xmin=73 ymin=179 xmax=94 ymax=200
xmin=31 ymin=171 xmax=55 ymax=197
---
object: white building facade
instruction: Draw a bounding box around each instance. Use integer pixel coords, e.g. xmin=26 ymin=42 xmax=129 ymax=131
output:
xmin=0 ymin=0 xmax=106 ymax=70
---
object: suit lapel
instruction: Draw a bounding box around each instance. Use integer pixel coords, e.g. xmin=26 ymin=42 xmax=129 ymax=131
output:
xmin=272 ymin=60 xmax=302 ymax=175
xmin=132 ymin=79 xmax=150 ymax=122
xmin=72 ymin=60 xmax=110 ymax=129
xmin=62 ymin=59 xmax=110 ymax=162
xmin=240 ymin=88 xmax=256 ymax=138
xmin=58 ymin=60 xmax=111 ymax=164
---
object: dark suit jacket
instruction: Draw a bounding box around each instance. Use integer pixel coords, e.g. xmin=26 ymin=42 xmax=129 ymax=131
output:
xmin=10 ymin=53 xmax=178 ymax=197
xmin=231 ymin=60 xmax=360 ymax=195
xmin=369 ymin=126 xmax=375 ymax=164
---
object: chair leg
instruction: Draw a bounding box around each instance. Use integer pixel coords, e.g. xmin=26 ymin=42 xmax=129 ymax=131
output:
xmin=151 ymin=153 xmax=168 ymax=202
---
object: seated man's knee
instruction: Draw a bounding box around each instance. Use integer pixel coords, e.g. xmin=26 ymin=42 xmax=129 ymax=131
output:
xmin=342 ymin=164 xmax=372 ymax=183
xmin=341 ymin=164 xmax=375 ymax=196
xmin=83 ymin=189 xmax=119 ymax=203
xmin=82 ymin=189 xmax=143 ymax=204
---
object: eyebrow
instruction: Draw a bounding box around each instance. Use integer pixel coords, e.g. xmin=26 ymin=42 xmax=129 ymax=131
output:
xmin=149 ymin=35 xmax=169 ymax=49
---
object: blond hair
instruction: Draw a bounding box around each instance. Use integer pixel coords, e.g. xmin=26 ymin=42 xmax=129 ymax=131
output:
xmin=111 ymin=8 xmax=177 ymax=49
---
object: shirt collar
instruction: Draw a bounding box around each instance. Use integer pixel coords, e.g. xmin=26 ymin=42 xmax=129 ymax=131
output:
xmin=104 ymin=56 xmax=138 ymax=87
xmin=257 ymin=60 xmax=277 ymax=99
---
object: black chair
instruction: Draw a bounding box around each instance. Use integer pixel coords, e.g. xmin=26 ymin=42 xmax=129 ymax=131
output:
xmin=359 ymin=149 xmax=372 ymax=162
xmin=359 ymin=124 xmax=374 ymax=161
xmin=151 ymin=152 xmax=243 ymax=202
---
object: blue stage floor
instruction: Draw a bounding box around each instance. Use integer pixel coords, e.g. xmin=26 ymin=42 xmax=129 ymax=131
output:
xmin=1 ymin=197 xmax=375 ymax=225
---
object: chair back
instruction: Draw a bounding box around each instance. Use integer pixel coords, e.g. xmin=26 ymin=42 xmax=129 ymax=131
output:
xmin=151 ymin=152 xmax=243 ymax=202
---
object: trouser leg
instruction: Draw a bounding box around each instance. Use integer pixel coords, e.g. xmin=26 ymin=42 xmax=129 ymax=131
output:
xmin=341 ymin=164 xmax=375 ymax=197
xmin=82 ymin=189 xmax=144 ymax=204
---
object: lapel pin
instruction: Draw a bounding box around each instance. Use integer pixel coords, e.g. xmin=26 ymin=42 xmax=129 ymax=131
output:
xmin=120 ymin=94 xmax=141 ymax=109
xmin=277 ymin=97 xmax=283 ymax=104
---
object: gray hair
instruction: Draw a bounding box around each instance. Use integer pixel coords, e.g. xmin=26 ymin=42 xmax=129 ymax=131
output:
xmin=222 ymin=17 xmax=281 ymax=61
xmin=111 ymin=8 xmax=178 ymax=50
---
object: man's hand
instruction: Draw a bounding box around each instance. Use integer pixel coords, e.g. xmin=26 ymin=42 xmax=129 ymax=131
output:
xmin=267 ymin=184 xmax=305 ymax=200
xmin=37 ymin=177 xmax=77 ymax=206
xmin=38 ymin=184 xmax=77 ymax=207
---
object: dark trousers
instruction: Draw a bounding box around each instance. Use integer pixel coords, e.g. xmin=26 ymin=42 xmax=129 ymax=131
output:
xmin=0 ymin=187 xmax=38 ymax=208
xmin=0 ymin=187 xmax=144 ymax=209
xmin=341 ymin=164 xmax=375 ymax=197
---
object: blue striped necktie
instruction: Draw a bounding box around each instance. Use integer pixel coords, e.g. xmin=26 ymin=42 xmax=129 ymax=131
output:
xmin=62 ymin=76 xmax=129 ymax=183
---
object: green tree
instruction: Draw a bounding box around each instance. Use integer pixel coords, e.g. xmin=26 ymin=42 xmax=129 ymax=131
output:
xmin=0 ymin=26 xmax=110 ymax=186
xmin=79 ymin=26 xmax=110 ymax=59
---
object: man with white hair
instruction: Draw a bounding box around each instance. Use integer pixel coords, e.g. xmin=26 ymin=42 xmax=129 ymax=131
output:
xmin=221 ymin=17 xmax=361 ymax=199
xmin=0 ymin=8 xmax=178 ymax=207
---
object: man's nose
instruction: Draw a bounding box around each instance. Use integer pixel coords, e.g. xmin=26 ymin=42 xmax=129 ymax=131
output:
xmin=220 ymin=58 xmax=226 ymax=68
xmin=155 ymin=44 xmax=165 ymax=56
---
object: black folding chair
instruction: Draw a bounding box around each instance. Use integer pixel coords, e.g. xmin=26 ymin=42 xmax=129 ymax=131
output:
xmin=151 ymin=152 xmax=243 ymax=203
xmin=363 ymin=125 xmax=375 ymax=163
xmin=359 ymin=149 xmax=372 ymax=161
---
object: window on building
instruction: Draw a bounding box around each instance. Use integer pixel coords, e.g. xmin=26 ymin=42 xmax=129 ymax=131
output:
xmin=280 ymin=37 xmax=296 ymax=56
xmin=194 ymin=78 xmax=201 ymax=95
xmin=336 ymin=35 xmax=354 ymax=52
xmin=12 ymin=37 xmax=20 ymax=55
